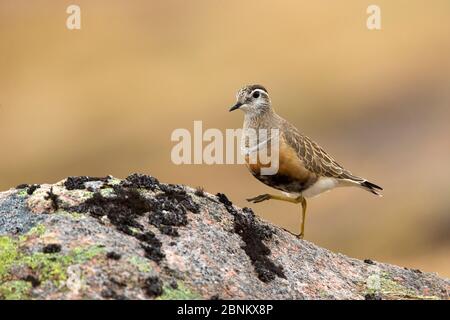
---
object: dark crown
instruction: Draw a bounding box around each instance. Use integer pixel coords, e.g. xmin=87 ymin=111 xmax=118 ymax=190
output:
xmin=247 ymin=84 xmax=268 ymax=93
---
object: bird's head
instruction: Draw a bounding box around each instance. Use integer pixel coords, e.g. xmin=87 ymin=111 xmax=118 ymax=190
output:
xmin=229 ymin=84 xmax=271 ymax=115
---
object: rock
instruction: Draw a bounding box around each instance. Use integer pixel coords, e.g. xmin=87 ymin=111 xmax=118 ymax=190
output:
xmin=0 ymin=174 xmax=448 ymax=300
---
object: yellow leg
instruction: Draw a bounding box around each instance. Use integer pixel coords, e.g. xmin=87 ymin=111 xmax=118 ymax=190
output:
xmin=299 ymin=197 xmax=307 ymax=239
xmin=247 ymin=193 xmax=301 ymax=204
xmin=247 ymin=194 xmax=307 ymax=239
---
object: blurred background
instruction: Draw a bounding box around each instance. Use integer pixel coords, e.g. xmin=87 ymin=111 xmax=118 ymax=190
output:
xmin=0 ymin=1 xmax=449 ymax=277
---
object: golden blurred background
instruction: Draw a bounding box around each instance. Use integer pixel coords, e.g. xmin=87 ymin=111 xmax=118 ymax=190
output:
xmin=1 ymin=1 xmax=449 ymax=276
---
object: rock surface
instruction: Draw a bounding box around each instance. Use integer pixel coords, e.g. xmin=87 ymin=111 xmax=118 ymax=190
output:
xmin=0 ymin=174 xmax=448 ymax=300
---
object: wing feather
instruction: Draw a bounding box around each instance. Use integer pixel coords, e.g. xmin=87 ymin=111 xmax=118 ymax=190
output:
xmin=282 ymin=121 xmax=363 ymax=182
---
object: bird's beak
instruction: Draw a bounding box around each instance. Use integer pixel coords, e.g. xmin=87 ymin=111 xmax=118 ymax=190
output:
xmin=229 ymin=102 xmax=243 ymax=112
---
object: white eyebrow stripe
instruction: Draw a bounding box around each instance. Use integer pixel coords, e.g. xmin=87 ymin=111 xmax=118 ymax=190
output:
xmin=250 ymin=89 xmax=268 ymax=96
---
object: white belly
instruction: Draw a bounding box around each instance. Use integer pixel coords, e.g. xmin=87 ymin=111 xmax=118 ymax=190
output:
xmin=282 ymin=177 xmax=358 ymax=199
xmin=301 ymin=177 xmax=341 ymax=198
xmin=283 ymin=177 xmax=343 ymax=198
xmin=300 ymin=177 xmax=361 ymax=198
xmin=281 ymin=177 xmax=340 ymax=199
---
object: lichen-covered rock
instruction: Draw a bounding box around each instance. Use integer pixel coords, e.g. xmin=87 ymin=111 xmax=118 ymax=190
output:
xmin=0 ymin=174 xmax=448 ymax=300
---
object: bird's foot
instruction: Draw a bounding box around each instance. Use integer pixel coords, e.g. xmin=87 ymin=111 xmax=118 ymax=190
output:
xmin=246 ymin=194 xmax=271 ymax=203
xmin=281 ymin=228 xmax=304 ymax=239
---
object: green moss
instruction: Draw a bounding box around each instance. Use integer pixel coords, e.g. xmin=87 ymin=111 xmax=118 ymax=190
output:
xmin=2 ymin=225 xmax=48 ymax=280
xmin=27 ymin=224 xmax=46 ymax=237
xmin=21 ymin=245 xmax=104 ymax=285
xmin=365 ymin=272 xmax=440 ymax=300
xmin=16 ymin=190 xmax=28 ymax=197
xmin=128 ymin=256 xmax=152 ymax=273
xmin=19 ymin=224 xmax=47 ymax=242
xmin=157 ymin=282 xmax=202 ymax=300
xmin=107 ymin=178 xmax=121 ymax=185
xmin=0 ymin=281 xmax=32 ymax=300
xmin=100 ymin=188 xmax=115 ymax=197
xmin=78 ymin=190 xmax=95 ymax=201
xmin=128 ymin=227 xmax=140 ymax=235
xmin=318 ymin=289 xmax=330 ymax=299
xmin=1 ymin=231 xmax=104 ymax=288
xmin=55 ymin=210 xmax=86 ymax=220
xmin=1 ymin=221 xmax=105 ymax=299
xmin=0 ymin=237 xmax=19 ymax=279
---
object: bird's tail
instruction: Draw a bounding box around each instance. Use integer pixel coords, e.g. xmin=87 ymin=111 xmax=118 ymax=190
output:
xmin=360 ymin=180 xmax=383 ymax=197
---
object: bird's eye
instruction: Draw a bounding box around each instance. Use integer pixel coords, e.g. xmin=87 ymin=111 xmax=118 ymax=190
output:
xmin=252 ymin=92 xmax=260 ymax=99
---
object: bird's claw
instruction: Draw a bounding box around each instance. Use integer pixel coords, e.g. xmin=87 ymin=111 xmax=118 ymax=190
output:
xmin=246 ymin=194 xmax=271 ymax=203
xmin=281 ymin=228 xmax=304 ymax=239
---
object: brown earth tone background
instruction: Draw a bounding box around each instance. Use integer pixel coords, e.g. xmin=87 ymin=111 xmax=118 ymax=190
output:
xmin=0 ymin=1 xmax=449 ymax=277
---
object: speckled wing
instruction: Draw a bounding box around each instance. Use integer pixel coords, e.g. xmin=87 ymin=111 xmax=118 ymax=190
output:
xmin=281 ymin=121 xmax=364 ymax=182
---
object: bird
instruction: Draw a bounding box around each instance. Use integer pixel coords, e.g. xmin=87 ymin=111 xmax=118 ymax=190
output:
xmin=229 ymin=84 xmax=382 ymax=239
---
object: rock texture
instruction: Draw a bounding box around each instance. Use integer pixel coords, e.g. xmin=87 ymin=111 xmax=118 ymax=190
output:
xmin=0 ymin=174 xmax=448 ymax=300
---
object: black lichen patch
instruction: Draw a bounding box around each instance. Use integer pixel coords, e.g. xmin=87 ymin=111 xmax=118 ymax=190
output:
xmin=365 ymin=293 xmax=382 ymax=300
xmin=169 ymin=280 xmax=178 ymax=289
xmin=404 ymin=267 xmax=422 ymax=274
xmin=158 ymin=225 xmax=179 ymax=237
xmin=122 ymin=177 xmax=201 ymax=237
xmin=106 ymin=251 xmax=122 ymax=260
xmin=70 ymin=179 xmax=201 ymax=264
xmin=146 ymin=183 xmax=199 ymax=236
xmin=143 ymin=276 xmax=163 ymax=298
xmin=71 ymin=186 xmax=167 ymax=263
xmin=136 ymin=231 xmax=164 ymax=262
xmin=234 ymin=208 xmax=285 ymax=282
xmin=45 ymin=187 xmax=59 ymax=211
xmin=217 ymin=193 xmax=286 ymax=283
xmin=109 ymin=277 xmax=127 ymax=288
xmin=147 ymin=197 xmax=186 ymax=236
xmin=27 ymin=184 xmax=41 ymax=195
xmin=42 ymin=243 xmax=62 ymax=254
xmin=101 ymin=288 xmax=128 ymax=300
xmin=15 ymin=184 xmax=40 ymax=195
xmin=73 ymin=186 xmax=165 ymax=263
xmin=79 ymin=186 xmax=149 ymax=233
xmin=101 ymin=276 xmax=128 ymax=300
xmin=65 ymin=176 xmax=109 ymax=190
xmin=159 ymin=184 xmax=200 ymax=214
xmin=121 ymin=173 xmax=160 ymax=190
xmin=23 ymin=275 xmax=41 ymax=288
xmin=216 ymin=193 xmax=233 ymax=209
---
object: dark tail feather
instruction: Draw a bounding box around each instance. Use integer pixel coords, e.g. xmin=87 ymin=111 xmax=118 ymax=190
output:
xmin=360 ymin=181 xmax=383 ymax=197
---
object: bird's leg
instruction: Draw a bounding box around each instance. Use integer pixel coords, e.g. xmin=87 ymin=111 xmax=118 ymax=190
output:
xmin=247 ymin=194 xmax=301 ymax=204
xmin=298 ymin=196 xmax=307 ymax=239
xmin=247 ymin=194 xmax=307 ymax=239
